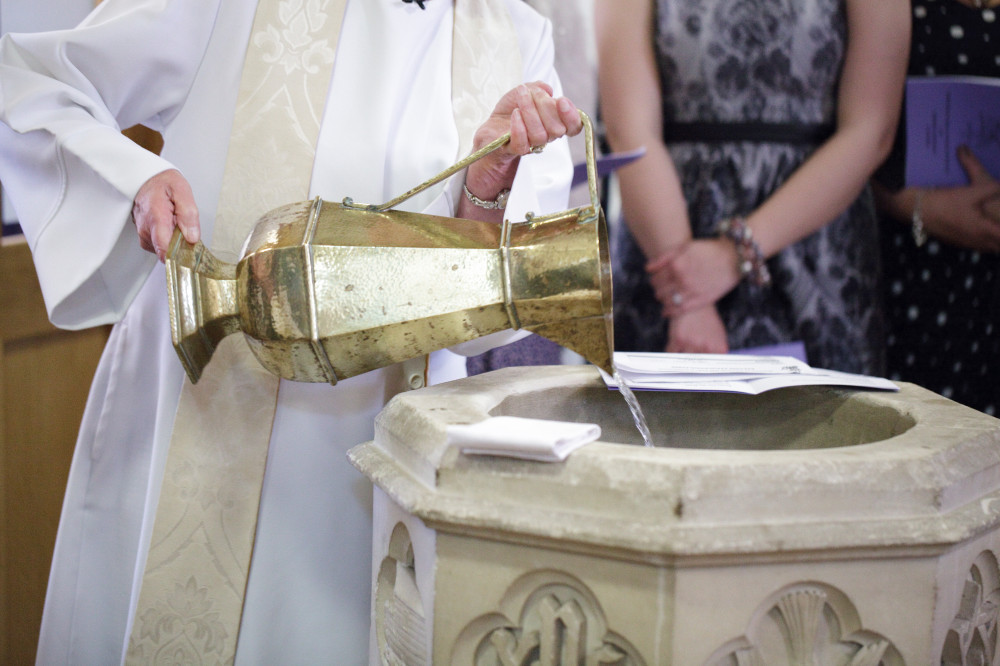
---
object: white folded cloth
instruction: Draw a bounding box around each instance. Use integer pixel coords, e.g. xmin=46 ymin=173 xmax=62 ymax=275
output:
xmin=447 ymin=416 xmax=601 ymax=462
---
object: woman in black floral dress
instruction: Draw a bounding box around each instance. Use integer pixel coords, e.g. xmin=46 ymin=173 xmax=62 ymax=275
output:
xmin=873 ymin=0 xmax=1000 ymax=415
xmin=597 ymin=0 xmax=909 ymax=374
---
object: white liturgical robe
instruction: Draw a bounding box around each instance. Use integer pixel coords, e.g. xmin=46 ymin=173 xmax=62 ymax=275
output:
xmin=0 ymin=0 xmax=572 ymax=663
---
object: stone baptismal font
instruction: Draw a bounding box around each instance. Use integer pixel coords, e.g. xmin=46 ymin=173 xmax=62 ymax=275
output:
xmin=349 ymin=365 xmax=1000 ymax=665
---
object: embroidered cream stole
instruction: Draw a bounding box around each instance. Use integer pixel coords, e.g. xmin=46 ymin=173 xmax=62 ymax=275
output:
xmin=125 ymin=1 xmax=521 ymax=663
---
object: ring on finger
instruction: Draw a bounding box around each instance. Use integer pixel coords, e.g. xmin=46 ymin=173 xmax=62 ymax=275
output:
xmin=529 ymin=144 xmax=545 ymax=155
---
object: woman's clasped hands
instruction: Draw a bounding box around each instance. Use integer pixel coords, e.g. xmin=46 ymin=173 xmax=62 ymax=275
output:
xmin=645 ymin=236 xmax=742 ymax=318
xmin=644 ymin=237 xmax=747 ymax=354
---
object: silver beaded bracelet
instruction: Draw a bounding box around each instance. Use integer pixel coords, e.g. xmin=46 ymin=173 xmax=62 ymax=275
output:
xmin=717 ymin=216 xmax=772 ymax=287
xmin=463 ymin=183 xmax=510 ymax=210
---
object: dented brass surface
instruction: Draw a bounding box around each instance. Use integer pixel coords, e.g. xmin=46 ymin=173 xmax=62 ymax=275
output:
xmin=165 ymin=112 xmax=614 ymax=384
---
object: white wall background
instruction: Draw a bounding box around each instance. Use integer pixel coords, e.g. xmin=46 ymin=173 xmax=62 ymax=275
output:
xmin=1 ymin=0 xmax=93 ymax=225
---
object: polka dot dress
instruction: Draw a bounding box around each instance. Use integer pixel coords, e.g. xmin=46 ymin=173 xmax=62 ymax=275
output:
xmin=880 ymin=0 xmax=1000 ymax=415
xmin=910 ymin=1 xmax=999 ymax=76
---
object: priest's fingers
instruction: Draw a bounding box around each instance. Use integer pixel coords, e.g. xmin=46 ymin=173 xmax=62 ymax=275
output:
xmin=521 ymin=83 xmax=562 ymax=150
xmin=516 ymin=84 xmax=583 ymax=154
xmin=528 ymin=90 xmax=583 ymax=142
xmin=503 ymin=107 xmax=525 ymax=157
xmin=494 ymin=82 xmax=580 ymax=154
xmin=526 ymin=84 xmax=582 ymax=141
xmin=133 ymin=169 xmax=201 ymax=262
xmin=502 ymin=85 xmax=544 ymax=155
xmin=491 ymin=80 xmax=553 ymax=116
xmin=170 ymin=176 xmax=201 ymax=245
xmin=556 ymin=97 xmax=583 ymax=138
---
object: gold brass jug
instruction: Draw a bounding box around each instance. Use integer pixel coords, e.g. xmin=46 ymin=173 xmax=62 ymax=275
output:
xmin=165 ymin=111 xmax=613 ymax=385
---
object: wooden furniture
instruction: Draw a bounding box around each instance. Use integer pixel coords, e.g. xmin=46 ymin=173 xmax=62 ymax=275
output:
xmin=0 ymin=236 xmax=110 ymax=665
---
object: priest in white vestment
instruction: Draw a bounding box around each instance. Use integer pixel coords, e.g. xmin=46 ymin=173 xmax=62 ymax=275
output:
xmin=0 ymin=0 xmax=581 ymax=663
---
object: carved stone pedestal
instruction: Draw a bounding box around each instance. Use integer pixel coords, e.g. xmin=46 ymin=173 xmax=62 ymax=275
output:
xmin=348 ymin=365 xmax=1000 ymax=665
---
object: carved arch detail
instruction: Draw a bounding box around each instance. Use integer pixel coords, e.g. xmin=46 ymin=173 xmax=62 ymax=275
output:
xmin=375 ymin=522 xmax=430 ymax=666
xmin=705 ymin=581 xmax=904 ymax=666
xmin=941 ymin=550 xmax=1000 ymax=666
xmin=450 ymin=569 xmax=645 ymax=666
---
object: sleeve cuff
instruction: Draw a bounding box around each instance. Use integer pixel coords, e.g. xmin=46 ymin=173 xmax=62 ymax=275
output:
xmin=32 ymin=126 xmax=173 ymax=328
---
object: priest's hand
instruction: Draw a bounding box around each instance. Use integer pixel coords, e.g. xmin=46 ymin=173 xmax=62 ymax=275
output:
xmin=459 ymin=82 xmax=582 ymax=221
xmin=133 ymin=169 xmax=201 ymax=262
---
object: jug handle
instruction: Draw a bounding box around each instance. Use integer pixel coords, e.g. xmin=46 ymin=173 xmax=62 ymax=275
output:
xmin=353 ymin=110 xmax=600 ymax=215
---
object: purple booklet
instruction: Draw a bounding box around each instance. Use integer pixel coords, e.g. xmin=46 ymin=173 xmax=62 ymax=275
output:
xmin=571 ymin=147 xmax=646 ymax=188
xmin=905 ymin=76 xmax=1000 ymax=188
xmin=732 ymin=340 xmax=807 ymax=363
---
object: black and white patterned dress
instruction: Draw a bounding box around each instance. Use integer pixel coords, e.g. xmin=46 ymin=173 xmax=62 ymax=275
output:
xmin=612 ymin=0 xmax=886 ymax=375
xmin=876 ymin=0 xmax=999 ymax=415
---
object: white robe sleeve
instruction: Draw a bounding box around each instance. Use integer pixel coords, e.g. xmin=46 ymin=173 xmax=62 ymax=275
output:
xmin=0 ymin=0 xmax=223 ymax=329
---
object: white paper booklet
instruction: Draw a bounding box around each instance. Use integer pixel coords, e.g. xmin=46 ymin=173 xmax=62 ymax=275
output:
xmin=601 ymin=352 xmax=898 ymax=395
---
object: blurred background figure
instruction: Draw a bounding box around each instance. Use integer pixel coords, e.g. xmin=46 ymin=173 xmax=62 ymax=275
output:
xmin=872 ymin=0 xmax=1000 ymax=415
xmin=598 ymin=0 xmax=909 ymax=374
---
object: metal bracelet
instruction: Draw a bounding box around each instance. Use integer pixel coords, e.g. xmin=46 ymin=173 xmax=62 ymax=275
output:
xmin=463 ymin=183 xmax=510 ymax=210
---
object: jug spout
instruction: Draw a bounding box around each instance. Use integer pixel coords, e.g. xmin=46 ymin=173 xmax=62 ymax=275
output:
xmin=529 ymin=316 xmax=614 ymax=376
xmin=502 ymin=206 xmax=615 ymax=376
xmin=165 ymin=230 xmax=241 ymax=384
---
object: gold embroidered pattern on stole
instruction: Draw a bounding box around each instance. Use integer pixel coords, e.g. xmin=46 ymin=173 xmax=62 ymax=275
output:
xmin=126 ymin=1 xmax=347 ymax=663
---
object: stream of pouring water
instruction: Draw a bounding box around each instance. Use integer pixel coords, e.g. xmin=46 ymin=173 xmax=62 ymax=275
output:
xmin=612 ymin=368 xmax=654 ymax=447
